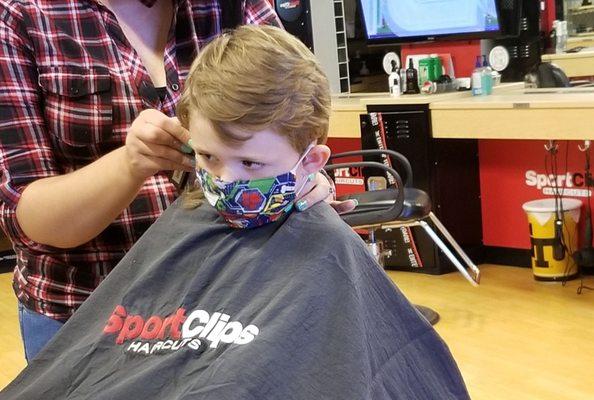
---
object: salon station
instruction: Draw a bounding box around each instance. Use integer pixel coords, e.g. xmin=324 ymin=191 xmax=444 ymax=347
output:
xmin=1 ymin=0 xmax=594 ymax=399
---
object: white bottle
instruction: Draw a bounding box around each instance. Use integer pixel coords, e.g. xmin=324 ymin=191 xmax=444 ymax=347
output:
xmin=554 ymin=20 xmax=567 ymax=54
xmin=389 ymin=69 xmax=401 ymax=97
xmin=399 ymin=68 xmax=407 ymax=94
xmin=559 ymin=21 xmax=568 ymax=53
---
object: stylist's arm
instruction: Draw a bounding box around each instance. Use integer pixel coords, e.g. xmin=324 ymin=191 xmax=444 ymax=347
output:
xmin=15 ymin=109 xmax=193 ymax=248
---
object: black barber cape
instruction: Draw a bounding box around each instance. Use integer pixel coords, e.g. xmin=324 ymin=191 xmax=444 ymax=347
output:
xmin=1 ymin=201 xmax=470 ymax=400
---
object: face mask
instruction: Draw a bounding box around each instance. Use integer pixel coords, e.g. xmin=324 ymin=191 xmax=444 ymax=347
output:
xmin=195 ymin=145 xmax=315 ymax=229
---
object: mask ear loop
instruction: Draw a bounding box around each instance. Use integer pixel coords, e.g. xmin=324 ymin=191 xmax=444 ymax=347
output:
xmin=291 ymin=143 xmax=318 ymax=198
xmin=290 ymin=142 xmax=317 ymax=172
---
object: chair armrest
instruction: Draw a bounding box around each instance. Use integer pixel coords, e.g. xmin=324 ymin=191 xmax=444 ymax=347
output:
xmin=328 ymin=149 xmax=413 ymax=188
xmin=324 ymin=161 xmax=404 ymax=225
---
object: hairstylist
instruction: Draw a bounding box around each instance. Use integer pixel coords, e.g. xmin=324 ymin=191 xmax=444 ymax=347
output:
xmin=0 ymin=0 xmax=351 ymax=362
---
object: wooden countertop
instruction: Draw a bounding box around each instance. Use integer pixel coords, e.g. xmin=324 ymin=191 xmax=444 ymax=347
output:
xmin=541 ymin=50 xmax=594 ymax=78
xmin=431 ymin=87 xmax=594 ymax=109
xmin=541 ymin=50 xmax=594 ymax=61
xmin=332 ymin=90 xmax=474 ymax=108
xmin=430 ymin=87 xmax=594 ymax=139
xmin=328 ymin=92 xmax=466 ymax=138
xmin=329 ymin=84 xmax=594 ymax=140
xmin=328 ymin=82 xmax=524 ymax=139
xmin=328 ymin=83 xmax=523 ymax=138
xmin=328 ymin=95 xmax=367 ymax=138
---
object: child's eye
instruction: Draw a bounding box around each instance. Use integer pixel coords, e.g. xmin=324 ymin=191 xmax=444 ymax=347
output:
xmin=197 ymin=153 xmax=213 ymax=161
xmin=242 ymin=160 xmax=264 ymax=169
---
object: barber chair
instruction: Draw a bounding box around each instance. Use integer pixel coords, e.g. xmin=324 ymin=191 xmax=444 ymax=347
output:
xmin=325 ymin=149 xmax=481 ymax=325
xmin=524 ymin=62 xmax=571 ymax=88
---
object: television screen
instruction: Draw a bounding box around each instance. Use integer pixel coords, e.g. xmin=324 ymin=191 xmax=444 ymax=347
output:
xmin=359 ymin=0 xmax=501 ymax=44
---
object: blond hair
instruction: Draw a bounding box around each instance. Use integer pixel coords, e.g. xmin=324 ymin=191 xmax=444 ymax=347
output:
xmin=177 ymin=24 xmax=331 ymax=153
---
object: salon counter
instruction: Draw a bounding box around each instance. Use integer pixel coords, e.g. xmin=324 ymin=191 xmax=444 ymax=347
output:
xmin=567 ymin=35 xmax=594 ymax=51
xmin=430 ymin=87 xmax=594 ymax=140
xmin=329 ymin=84 xmax=594 ymax=140
xmin=329 ymin=83 xmax=522 ymax=139
xmin=541 ymin=49 xmax=594 ymax=78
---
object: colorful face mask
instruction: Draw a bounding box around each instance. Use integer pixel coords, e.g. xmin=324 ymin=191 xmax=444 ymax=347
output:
xmin=195 ymin=146 xmax=314 ymax=229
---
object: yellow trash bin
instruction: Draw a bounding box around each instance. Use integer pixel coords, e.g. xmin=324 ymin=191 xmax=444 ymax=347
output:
xmin=522 ymin=198 xmax=581 ymax=281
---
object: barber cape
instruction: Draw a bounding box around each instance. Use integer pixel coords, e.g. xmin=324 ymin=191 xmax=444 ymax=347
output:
xmin=1 ymin=201 xmax=469 ymax=400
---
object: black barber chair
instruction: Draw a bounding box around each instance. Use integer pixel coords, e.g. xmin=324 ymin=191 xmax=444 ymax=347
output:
xmin=325 ymin=150 xmax=481 ymax=325
xmin=525 ymin=62 xmax=571 ymax=88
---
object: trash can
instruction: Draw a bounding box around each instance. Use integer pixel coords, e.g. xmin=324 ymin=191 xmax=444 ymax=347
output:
xmin=522 ymin=198 xmax=581 ymax=281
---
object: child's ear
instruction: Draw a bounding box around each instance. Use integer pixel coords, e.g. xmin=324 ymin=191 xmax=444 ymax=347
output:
xmin=301 ymin=145 xmax=331 ymax=174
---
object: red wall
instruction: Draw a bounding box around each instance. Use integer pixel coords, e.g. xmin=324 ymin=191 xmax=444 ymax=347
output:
xmin=476 ymin=0 xmax=565 ymax=249
xmin=401 ymin=41 xmax=481 ymax=78
xmin=480 ymin=140 xmax=589 ymax=249
xmin=326 ymin=138 xmax=365 ymax=196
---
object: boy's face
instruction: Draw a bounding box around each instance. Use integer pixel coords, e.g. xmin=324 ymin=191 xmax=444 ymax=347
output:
xmin=188 ymin=112 xmax=322 ymax=184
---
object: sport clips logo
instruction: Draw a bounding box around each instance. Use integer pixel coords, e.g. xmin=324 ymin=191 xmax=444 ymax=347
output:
xmin=525 ymin=170 xmax=592 ymax=197
xmin=103 ymin=305 xmax=259 ymax=355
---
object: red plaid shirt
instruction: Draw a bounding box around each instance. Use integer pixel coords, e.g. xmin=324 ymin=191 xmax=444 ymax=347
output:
xmin=0 ymin=0 xmax=280 ymax=320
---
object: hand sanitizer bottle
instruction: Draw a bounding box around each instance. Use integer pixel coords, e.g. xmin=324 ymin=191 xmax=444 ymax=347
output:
xmin=471 ymin=56 xmax=483 ymax=96
xmin=481 ymin=55 xmax=493 ymax=95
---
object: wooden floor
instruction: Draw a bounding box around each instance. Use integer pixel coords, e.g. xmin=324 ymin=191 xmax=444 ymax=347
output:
xmin=1 ymin=265 xmax=593 ymax=399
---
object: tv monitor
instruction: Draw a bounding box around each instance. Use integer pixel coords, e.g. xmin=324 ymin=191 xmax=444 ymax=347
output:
xmin=359 ymin=0 xmax=502 ymax=44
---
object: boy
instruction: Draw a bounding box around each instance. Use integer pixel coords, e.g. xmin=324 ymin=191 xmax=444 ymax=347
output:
xmin=1 ymin=26 xmax=469 ymax=399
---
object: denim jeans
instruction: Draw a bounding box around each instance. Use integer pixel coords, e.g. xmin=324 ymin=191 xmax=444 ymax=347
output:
xmin=17 ymin=302 xmax=64 ymax=362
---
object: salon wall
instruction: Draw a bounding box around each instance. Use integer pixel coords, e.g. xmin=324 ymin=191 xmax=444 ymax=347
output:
xmin=480 ymin=140 xmax=588 ymax=249
xmin=478 ymin=0 xmax=571 ymax=250
xmin=326 ymin=137 xmax=365 ymax=196
xmin=401 ymin=41 xmax=481 ymax=78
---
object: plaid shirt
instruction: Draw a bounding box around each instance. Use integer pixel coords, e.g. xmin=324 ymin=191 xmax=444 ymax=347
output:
xmin=0 ymin=0 xmax=280 ymax=320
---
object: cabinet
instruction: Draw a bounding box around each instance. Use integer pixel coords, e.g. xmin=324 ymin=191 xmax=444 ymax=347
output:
xmin=360 ymin=104 xmax=483 ymax=274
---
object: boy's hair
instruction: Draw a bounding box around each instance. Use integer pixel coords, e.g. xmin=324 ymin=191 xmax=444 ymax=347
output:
xmin=177 ymin=24 xmax=331 ymax=153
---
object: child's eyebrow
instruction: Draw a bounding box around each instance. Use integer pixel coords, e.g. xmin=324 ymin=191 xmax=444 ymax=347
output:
xmin=193 ymin=146 xmax=210 ymax=154
xmin=193 ymin=147 xmax=265 ymax=162
xmin=236 ymin=154 xmax=269 ymax=162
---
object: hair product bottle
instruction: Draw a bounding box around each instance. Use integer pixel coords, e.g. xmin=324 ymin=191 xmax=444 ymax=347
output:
xmin=405 ymin=58 xmax=420 ymax=94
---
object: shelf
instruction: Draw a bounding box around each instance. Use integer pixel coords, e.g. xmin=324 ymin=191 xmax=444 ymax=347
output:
xmin=568 ymin=5 xmax=594 ymax=16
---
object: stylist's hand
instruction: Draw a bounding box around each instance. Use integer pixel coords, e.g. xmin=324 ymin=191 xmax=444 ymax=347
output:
xmin=124 ymin=109 xmax=195 ymax=179
xmin=296 ymin=172 xmax=357 ymax=214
